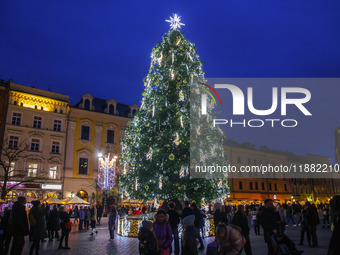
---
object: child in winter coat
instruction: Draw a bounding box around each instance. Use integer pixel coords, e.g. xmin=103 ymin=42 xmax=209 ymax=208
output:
xmin=153 ymin=209 xmax=173 ymax=255
xmin=182 ymin=214 xmax=199 ymax=255
xmin=215 ymin=223 xmax=246 ymax=255
xmin=138 ymin=220 xmax=158 ymax=255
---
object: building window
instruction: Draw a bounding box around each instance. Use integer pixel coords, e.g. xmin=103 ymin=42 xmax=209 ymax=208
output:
xmin=8 ymin=136 xmax=19 ymax=149
xmin=253 ymin=159 xmax=256 ymax=165
xmin=33 ymin=116 xmax=42 ymax=129
xmin=132 ymin=109 xmax=137 ymax=115
xmin=28 ymin=163 xmax=38 ymax=177
xmin=51 ymin=141 xmax=60 ymax=154
xmin=109 ymin=104 xmax=115 ymax=115
xmin=239 ymin=181 xmax=243 ymax=190
xmin=54 ymin=109 xmax=58 ymax=113
xmin=269 ymin=183 xmax=272 ymax=191
xmin=49 ymin=166 xmax=58 ymax=179
xmin=275 ymin=183 xmax=278 ymax=191
xmin=12 ymin=112 xmax=21 ymax=125
xmin=250 ymin=182 xmax=253 ymax=190
xmin=284 ymin=183 xmax=287 ymax=191
xmin=53 ymin=120 xmax=62 ymax=132
xmin=107 ymin=130 xmax=115 ymax=144
xmin=255 ymin=182 xmax=259 ymax=190
xmin=30 ymin=139 xmax=40 ymax=152
xmin=262 ymin=182 xmax=265 ymax=190
xmin=60 ymin=109 xmax=63 ymax=114
xmin=81 ymin=126 xmax=90 ymax=140
xmin=79 ymin=158 xmax=88 ymax=175
xmin=237 ymin=157 xmax=241 ymax=163
xmin=248 ymin=158 xmax=251 ymax=164
xmin=84 ymin=99 xmax=90 ymax=110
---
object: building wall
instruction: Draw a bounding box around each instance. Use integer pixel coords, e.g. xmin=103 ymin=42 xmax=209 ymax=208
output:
xmin=63 ymin=96 xmax=133 ymax=201
xmin=1 ymin=82 xmax=69 ymax=200
xmin=0 ymin=81 xmax=10 ymax=153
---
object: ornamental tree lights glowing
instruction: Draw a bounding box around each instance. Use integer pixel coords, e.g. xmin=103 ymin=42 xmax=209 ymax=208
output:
xmin=120 ymin=14 xmax=228 ymax=203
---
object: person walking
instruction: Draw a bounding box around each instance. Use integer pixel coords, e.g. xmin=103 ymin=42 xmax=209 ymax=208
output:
xmin=190 ymin=202 xmax=204 ymax=250
xmin=328 ymin=195 xmax=340 ymax=255
xmin=73 ymin=205 xmax=79 ymax=224
xmin=231 ymin=205 xmax=252 ymax=255
xmin=96 ymin=203 xmax=103 ymax=225
xmin=78 ymin=206 xmax=85 ymax=231
xmin=0 ymin=207 xmax=12 ymax=255
xmin=90 ymin=204 xmax=97 ymax=236
xmin=138 ymin=220 xmax=157 ymax=255
xmin=58 ymin=206 xmax=72 ymax=250
xmin=108 ymin=206 xmax=117 ymax=240
xmin=306 ymin=203 xmax=319 ymax=248
xmin=251 ymin=208 xmax=260 ymax=235
xmin=213 ymin=202 xmax=228 ymax=227
xmin=298 ymin=204 xmax=310 ymax=246
xmin=182 ymin=215 xmax=199 ymax=255
xmin=10 ymin=196 xmax=29 ymax=255
xmin=167 ymin=202 xmax=180 ymax=255
xmin=84 ymin=206 xmax=91 ymax=230
xmin=48 ymin=205 xmax=60 ymax=241
xmin=322 ymin=204 xmax=330 ymax=228
xmin=29 ymin=200 xmax=47 ymax=255
xmin=285 ymin=204 xmax=297 ymax=227
xmin=153 ymin=209 xmax=173 ymax=255
xmin=181 ymin=201 xmax=193 ymax=219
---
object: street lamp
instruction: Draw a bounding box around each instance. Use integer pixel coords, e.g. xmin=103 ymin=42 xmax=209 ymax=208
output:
xmin=97 ymin=152 xmax=118 ymax=217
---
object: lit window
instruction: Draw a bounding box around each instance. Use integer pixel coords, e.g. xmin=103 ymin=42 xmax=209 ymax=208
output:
xmin=53 ymin=120 xmax=62 ymax=132
xmin=79 ymin=158 xmax=88 ymax=175
xmin=107 ymin=130 xmax=115 ymax=144
xmin=30 ymin=139 xmax=40 ymax=152
xmin=51 ymin=141 xmax=60 ymax=154
xmin=49 ymin=166 xmax=58 ymax=179
xmin=8 ymin=162 xmax=15 ymax=176
xmin=28 ymin=163 xmax=38 ymax=177
xmin=12 ymin=113 xmax=21 ymax=125
xmin=33 ymin=116 xmax=42 ymax=129
xmin=81 ymin=126 xmax=90 ymax=140
xmin=8 ymin=136 xmax=19 ymax=149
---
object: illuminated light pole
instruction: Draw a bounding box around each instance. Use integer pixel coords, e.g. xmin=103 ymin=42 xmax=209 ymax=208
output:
xmin=97 ymin=152 xmax=118 ymax=217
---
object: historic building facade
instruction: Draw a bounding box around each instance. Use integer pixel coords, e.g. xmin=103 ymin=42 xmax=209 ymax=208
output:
xmin=2 ymin=82 xmax=70 ymax=200
xmin=0 ymin=80 xmax=10 ymax=153
xmin=62 ymin=93 xmax=137 ymax=202
xmin=225 ymin=139 xmax=333 ymax=203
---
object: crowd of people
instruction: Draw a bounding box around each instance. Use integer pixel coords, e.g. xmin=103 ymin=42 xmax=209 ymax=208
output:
xmin=0 ymin=197 xmax=108 ymax=254
xmin=0 ymin=195 xmax=339 ymax=255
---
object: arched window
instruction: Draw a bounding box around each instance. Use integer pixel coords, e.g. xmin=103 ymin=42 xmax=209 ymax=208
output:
xmin=26 ymin=192 xmax=37 ymax=199
xmin=84 ymin=99 xmax=90 ymax=110
xmin=132 ymin=109 xmax=137 ymax=116
xmin=76 ymin=190 xmax=88 ymax=201
xmin=109 ymin=104 xmax=115 ymax=115
xmin=6 ymin=191 xmax=17 ymax=201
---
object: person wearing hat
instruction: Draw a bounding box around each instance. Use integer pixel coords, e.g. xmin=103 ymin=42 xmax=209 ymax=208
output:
xmin=10 ymin=196 xmax=29 ymax=255
xmin=138 ymin=220 xmax=157 ymax=255
xmin=182 ymin=214 xmax=199 ymax=255
xmin=29 ymin=200 xmax=47 ymax=255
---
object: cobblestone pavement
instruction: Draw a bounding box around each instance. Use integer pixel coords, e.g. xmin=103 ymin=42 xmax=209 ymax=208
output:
xmin=20 ymin=216 xmax=332 ymax=255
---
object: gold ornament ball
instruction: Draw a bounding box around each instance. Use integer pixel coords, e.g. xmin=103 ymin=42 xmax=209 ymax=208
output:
xmin=169 ymin=154 xmax=175 ymax=160
xmin=145 ymin=185 xmax=149 ymax=190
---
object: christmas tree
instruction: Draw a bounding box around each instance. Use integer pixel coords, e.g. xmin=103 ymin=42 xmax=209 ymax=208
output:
xmin=120 ymin=14 xmax=228 ymax=204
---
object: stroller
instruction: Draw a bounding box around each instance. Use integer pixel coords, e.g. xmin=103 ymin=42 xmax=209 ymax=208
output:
xmin=268 ymin=233 xmax=292 ymax=255
xmin=267 ymin=222 xmax=303 ymax=255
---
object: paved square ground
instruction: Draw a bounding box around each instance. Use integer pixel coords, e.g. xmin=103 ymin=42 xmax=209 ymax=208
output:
xmin=19 ymin=216 xmax=332 ymax=255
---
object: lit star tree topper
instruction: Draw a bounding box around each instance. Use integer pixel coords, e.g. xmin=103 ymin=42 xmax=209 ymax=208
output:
xmin=166 ymin=14 xmax=185 ymax=30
